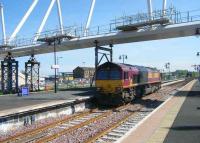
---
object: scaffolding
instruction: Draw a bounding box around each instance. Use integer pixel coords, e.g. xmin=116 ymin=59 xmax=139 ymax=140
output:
xmin=1 ymin=8 xmax=200 ymax=49
xmin=1 ymin=52 xmax=18 ymax=94
xmin=25 ymin=55 xmax=40 ymax=92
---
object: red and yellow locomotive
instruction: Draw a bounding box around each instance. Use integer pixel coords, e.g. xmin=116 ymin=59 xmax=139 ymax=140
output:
xmin=95 ymin=62 xmax=161 ymax=105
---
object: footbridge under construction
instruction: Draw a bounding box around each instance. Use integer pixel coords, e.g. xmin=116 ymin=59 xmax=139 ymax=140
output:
xmin=1 ymin=8 xmax=200 ymax=58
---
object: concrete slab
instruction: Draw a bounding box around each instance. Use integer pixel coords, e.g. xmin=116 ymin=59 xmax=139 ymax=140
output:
xmin=0 ymin=88 xmax=96 ymax=118
xmin=119 ymin=79 xmax=197 ymax=143
xmin=163 ymin=80 xmax=200 ymax=143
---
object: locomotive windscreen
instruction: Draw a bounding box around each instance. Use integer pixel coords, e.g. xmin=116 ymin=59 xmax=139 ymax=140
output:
xmin=96 ymin=70 xmax=121 ymax=80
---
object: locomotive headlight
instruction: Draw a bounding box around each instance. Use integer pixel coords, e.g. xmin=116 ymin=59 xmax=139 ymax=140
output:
xmin=96 ymin=87 xmax=102 ymax=91
xmin=115 ymin=87 xmax=122 ymax=92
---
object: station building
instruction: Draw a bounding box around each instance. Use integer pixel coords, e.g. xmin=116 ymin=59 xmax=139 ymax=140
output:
xmin=73 ymin=67 xmax=95 ymax=79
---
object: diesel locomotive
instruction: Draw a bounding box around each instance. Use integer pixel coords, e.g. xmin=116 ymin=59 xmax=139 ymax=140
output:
xmin=95 ymin=62 xmax=161 ymax=105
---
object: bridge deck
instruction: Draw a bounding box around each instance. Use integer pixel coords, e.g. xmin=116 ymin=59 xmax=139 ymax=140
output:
xmin=120 ymin=79 xmax=200 ymax=143
xmin=0 ymin=21 xmax=200 ymax=59
xmin=0 ymin=88 xmax=95 ymax=118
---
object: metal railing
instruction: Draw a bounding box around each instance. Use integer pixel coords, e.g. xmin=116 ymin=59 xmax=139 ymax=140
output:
xmin=1 ymin=7 xmax=200 ymax=49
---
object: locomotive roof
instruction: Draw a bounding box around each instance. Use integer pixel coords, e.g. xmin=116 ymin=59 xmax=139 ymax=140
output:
xmin=120 ymin=63 xmax=159 ymax=72
xmin=98 ymin=62 xmax=159 ymax=72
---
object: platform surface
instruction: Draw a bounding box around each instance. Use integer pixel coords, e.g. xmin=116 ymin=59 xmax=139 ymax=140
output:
xmin=0 ymin=88 xmax=95 ymax=117
xmin=120 ymin=79 xmax=200 ymax=143
xmin=163 ymin=80 xmax=200 ymax=143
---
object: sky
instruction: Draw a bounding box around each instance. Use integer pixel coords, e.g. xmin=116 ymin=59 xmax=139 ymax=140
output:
xmin=0 ymin=0 xmax=200 ymax=76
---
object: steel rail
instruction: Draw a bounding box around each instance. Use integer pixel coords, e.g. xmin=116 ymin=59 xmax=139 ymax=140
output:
xmin=36 ymin=104 xmax=132 ymax=143
xmin=1 ymin=110 xmax=95 ymax=143
xmin=84 ymin=106 xmax=141 ymax=143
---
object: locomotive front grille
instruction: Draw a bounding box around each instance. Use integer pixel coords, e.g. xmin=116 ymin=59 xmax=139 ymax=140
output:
xmin=96 ymin=80 xmax=122 ymax=94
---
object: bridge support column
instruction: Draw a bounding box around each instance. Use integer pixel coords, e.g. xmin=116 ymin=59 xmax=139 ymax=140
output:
xmin=1 ymin=52 xmax=18 ymax=94
xmin=25 ymin=54 xmax=40 ymax=92
xmin=91 ymin=40 xmax=113 ymax=86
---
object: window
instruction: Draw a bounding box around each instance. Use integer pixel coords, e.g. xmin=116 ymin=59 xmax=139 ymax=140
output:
xmin=97 ymin=70 xmax=121 ymax=80
xmin=97 ymin=70 xmax=109 ymax=80
xmin=132 ymin=75 xmax=138 ymax=83
xmin=124 ymin=72 xmax=128 ymax=80
xmin=110 ymin=70 xmax=120 ymax=80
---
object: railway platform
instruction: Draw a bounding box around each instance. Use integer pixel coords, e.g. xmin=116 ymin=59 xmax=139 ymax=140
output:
xmin=0 ymin=88 xmax=95 ymax=119
xmin=119 ymin=79 xmax=200 ymax=143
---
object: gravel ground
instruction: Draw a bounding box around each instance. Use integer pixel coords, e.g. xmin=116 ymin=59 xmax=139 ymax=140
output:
xmin=0 ymin=114 xmax=69 ymax=141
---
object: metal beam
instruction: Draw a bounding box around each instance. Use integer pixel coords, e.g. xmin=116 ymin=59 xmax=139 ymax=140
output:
xmin=0 ymin=3 xmax=6 ymax=45
xmin=163 ymin=0 xmax=167 ymax=16
xmin=147 ymin=0 xmax=153 ymax=20
xmin=0 ymin=21 xmax=200 ymax=58
xmin=97 ymin=46 xmax=112 ymax=52
xmin=56 ymin=0 xmax=64 ymax=34
xmin=9 ymin=0 xmax=39 ymax=43
xmin=84 ymin=0 xmax=96 ymax=36
xmin=34 ymin=0 xmax=56 ymax=41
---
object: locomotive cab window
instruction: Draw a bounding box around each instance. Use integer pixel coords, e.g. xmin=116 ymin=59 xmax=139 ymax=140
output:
xmin=124 ymin=72 xmax=128 ymax=80
xmin=133 ymin=75 xmax=138 ymax=83
xmin=96 ymin=70 xmax=109 ymax=80
xmin=110 ymin=70 xmax=120 ymax=80
xmin=97 ymin=69 xmax=121 ymax=80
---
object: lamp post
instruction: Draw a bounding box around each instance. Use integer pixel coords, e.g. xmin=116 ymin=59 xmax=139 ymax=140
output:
xmin=165 ymin=62 xmax=170 ymax=80
xmin=37 ymin=31 xmax=67 ymax=94
xmin=193 ymin=64 xmax=200 ymax=78
xmin=53 ymin=41 xmax=57 ymax=93
xmin=160 ymin=69 xmax=165 ymax=80
xmin=52 ymin=41 xmax=61 ymax=93
xmin=57 ymin=56 xmax=63 ymax=75
xmin=119 ymin=55 xmax=128 ymax=64
xmin=196 ymin=52 xmax=200 ymax=77
xmin=57 ymin=56 xmax=63 ymax=85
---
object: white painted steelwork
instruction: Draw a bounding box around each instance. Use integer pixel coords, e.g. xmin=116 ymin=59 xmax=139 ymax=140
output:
xmin=147 ymin=0 xmax=153 ymax=20
xmin=0 ymin=3 xmax=6 ymax=45
xmin=34 ymin=0 xmax=56 ymax=41
xmin=163 ymin=0 xmax=167 ymax=16
xmin=84 ymin=0 xmax=96 ymax=36
xmin=9 ymin=0 xmax=39 ymax=43
xmin=56 ymin=0 xmax=64 ymax=34
xmin=0 ymin=21 xmax=200 ymax=58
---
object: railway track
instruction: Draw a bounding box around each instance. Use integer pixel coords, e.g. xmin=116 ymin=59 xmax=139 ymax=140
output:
xmin=0 ymin=80 xmax=188 ymax=143
xmin=0 ymin=103 xmax=130 ymax=143
xmin=36 ymin=104 xmax=132 ymax=143
xmin=87 ymin=81 xmax=187 ymax=143
xmin=0 ymin=110 xmax=96 ymax=143
xmin=94 ymin=108 xmax=153 ymax=143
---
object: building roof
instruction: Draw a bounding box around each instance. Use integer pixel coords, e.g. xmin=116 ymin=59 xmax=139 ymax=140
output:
xmin=59 ymin=72 xmax=73 ymax=75
xmin=74 ymin=66 xmax=95 ymax=71
xmin=98 ymin=62 xmax=159 ymax=73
